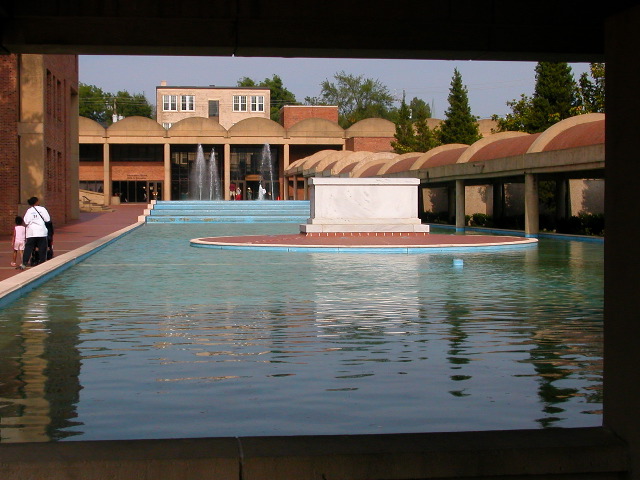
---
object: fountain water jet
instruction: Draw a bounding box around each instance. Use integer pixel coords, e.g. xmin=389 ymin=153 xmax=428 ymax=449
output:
xmin=191 ymin=144 xmax=221 ymax=200
xmin=258 ymin=143 xmax=275 ymax=200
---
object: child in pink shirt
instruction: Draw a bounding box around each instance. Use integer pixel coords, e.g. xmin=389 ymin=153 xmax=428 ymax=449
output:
xmin=11 ymin=216 xmax=26 ymax=267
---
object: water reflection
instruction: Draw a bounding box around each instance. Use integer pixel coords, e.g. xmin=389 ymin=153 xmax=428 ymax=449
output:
xmin=0 ymin=294 xmax=82 ymax=442
xmin=0 ymin=224 xmax=603 ymax=441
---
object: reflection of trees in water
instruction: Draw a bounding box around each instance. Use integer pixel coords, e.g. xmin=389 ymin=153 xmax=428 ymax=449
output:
xmin=525 ymin=323 xmax=603 ymax=428
xmin=443 ymin=297 xmax=472 ymax=398
xmin=0 ymin=293 xmax=83 ymax=441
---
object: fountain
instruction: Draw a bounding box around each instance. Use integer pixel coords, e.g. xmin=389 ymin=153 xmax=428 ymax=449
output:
xmin=191 ymin=144 xmax=221 ymax=200
xmin=258 ymin=143 xmax=275 ymax=200
xmin=209 ymin=149 xmax=221 ymax=201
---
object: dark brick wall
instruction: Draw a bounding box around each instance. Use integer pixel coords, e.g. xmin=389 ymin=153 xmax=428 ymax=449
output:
xmin=0 ymin=55 xmax=20 ymax=235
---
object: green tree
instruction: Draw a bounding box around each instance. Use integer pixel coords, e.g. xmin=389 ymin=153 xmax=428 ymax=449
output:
xmin=409 ymin=97 xmax=431 ymax=122
xmin=438 ymin=69 xmax=481 ymax=145
xmin=307 ymin=71 xmax=395 ymax=128
xmin=237 ymin=74 xmax=298 ymax=121
xmin=494 ymin=62 xmax=578 ymax=133
xmin=79 ymin=83 xmax=153 ymax=126
xmin=113 ymin=90 xmax=153 ymax=119
xmin=79 ymin=83 xmax=110 ymax=125
xmin=392 ymin=94 xmax=439 ymax=153
xmin=391 ymin=94 xmax=416 ymax=153
xmin=576 ymin=63 xmax=605 ymax=114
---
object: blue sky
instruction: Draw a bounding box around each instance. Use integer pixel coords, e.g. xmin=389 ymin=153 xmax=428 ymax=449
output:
xmin=79 ymin=55 xmax=592 ymax=120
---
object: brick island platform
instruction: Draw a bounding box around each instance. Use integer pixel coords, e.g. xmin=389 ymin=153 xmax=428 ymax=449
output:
xmin=190 ymin=232 xmax=538 ymax=253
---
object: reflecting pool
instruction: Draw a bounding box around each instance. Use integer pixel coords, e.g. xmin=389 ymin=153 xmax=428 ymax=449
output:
xmin=0 ymin=224 xmax=603 ymax=442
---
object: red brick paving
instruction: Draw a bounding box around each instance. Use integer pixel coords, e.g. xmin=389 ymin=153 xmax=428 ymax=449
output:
xmin=0 ymin=205 xmax=145 ymax=282
xmin=196 ymin=232 xmax=534 ymax=247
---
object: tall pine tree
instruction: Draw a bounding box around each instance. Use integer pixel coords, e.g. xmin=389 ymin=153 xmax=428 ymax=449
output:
xmin=495 ymin=62 xmax=579 ymax=133
xmin=391 ymin=94 xmax=416 ymax=153
xmin=438 ymin=69 xmax=481 ymax=145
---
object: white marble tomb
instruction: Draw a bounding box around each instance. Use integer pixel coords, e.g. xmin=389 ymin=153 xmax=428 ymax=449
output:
xmin=300 ymin=177 xmax=430 ymax=233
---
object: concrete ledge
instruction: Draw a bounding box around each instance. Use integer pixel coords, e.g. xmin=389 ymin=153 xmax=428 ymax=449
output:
xmin=0 ymin=221 xmax=144 ymax=309
xmin=0 ymin=428 xmax=628 ymax=480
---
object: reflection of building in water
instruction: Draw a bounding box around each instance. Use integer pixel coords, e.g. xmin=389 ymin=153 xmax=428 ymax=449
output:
xmin=309 ymin=254 xmax=423 ymax=340
xmin=0 ymin=295 xmax=83 ymax=442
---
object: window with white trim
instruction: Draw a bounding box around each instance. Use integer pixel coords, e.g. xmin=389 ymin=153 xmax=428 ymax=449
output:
xmin=250 ymin=95 xmax=265 ymax=112
xmin=181 ymin=95 xmax=195 ymax=111
xmin=233 ymin=95 xmax=248 ymax=112
xmin=163 ymin=95 xmax=177 ymax=111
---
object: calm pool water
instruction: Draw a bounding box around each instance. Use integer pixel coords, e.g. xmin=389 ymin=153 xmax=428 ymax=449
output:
xmin=0 ymin=224 xmax=603 ymax=442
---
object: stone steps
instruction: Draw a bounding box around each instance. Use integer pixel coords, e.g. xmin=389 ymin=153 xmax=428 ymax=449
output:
xmin=144 ymin=200 xmax=310 ymax=223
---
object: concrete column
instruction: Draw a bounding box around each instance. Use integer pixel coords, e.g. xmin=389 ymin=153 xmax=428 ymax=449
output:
xmin=293 ymin=176 xmax=298 ymax=200
xmin=282 ymin=144 xmax=290 ymax=200
xmin=524 ymin=173 xmax=539 ymax=237
xmin=68 ymin=89 xmax=80 ymax=220
xmin=163 ymin=143 xmax=171 ymax=200
xmin=492 ymin=182 xmax=504 ymax=221
xmin=447 ymin=185 xmax=455 ymax=224
xmin=103 ymin=143 xmax=111 ymax=205
xmin=604 ymin=5 xmax=640 ymax=477
xmin=224 ymin=143 xmax=231 ymax=201
xmin=455 ymin=179 xmax=465 ymax=231
xmin=555 ymin=178 xmax=569 ymax=222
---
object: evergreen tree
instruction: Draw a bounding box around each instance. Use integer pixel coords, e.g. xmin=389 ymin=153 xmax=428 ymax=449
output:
xmin=414 ymin=119 xmax=441 ymax=152
xmin=391 ymin=94 xmax=416 ymax=153
xmin=392 ymin=94 xmax=440 ymax=153
xmin=577 ymin=63 xmax=605 ymax=114
xmin=409 ymin=97 xmax=431 ymax=122
xmin=438 ymin=69 xmax=481 ymax=145
xmin=528 ymin=62 xmax=577 ymax=131
xmin=494 ymin=62 xmax=579 ymax=133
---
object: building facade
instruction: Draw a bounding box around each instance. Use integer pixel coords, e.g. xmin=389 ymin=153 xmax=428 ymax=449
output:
xmin=0 ymin=54 xmax=79 ymax=235
xmin=79 ymin=106 xmax=396 ymax=203
xmin=156 ymin=82 xmax=271 ymax=130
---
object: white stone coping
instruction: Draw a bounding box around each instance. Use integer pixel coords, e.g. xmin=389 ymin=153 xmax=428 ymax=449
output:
xmin=0 ymin=221 xmax=145 ymax=309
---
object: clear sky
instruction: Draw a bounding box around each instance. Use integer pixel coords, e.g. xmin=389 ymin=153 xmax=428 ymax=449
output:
xmin=79 ymin=55 xmax=592 ymax=120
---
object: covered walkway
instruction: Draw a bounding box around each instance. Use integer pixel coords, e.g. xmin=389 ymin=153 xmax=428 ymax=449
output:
xmin=286 ymin=114 xmax=605 ymax=236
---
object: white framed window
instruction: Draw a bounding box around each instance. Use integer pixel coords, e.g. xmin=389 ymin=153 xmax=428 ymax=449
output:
xmin=250 ymin=95 xmax=265 ymax=112
xmin=181 ymin=95 xmax=195 ymax=111
xmin=163 ymin=95 xmax=177 ymax=111
xmin=233 ymin=95 xmax=248 ymax=112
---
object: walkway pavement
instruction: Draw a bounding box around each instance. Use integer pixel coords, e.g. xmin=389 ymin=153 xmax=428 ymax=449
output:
xmin=0 ymin=204 xmax=146 ymax=283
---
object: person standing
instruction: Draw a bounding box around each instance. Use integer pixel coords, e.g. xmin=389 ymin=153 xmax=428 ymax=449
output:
xmin=10 ymin=216 xmax=26 ymax=267
xmin=17 ymin=196 xmax=51 ymax=270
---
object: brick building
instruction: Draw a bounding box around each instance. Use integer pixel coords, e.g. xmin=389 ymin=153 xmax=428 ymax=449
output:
xmin=0 ymin=54 xmax=79 ymax=235
xmin=156 ymin=82 xmax=271 ymax=130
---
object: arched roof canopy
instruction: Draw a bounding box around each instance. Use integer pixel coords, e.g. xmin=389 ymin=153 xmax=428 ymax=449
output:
xmin=287 ymin=118 xmax=344 ymax=138
xmin=285 ymin=150 xmax=331 ymax=174
xmin=528 ymin=113 xmax=605 ymax=153
xmin=106 ymin=116 xmax=166 ymax=137
xmin=463 ymin=132 xmax=540 ymax=163
xmin=228 ymin=117 xmax=285 ymax=137
xmin=341 ymin=152 xmax=398 ymax=176
xmin=345 ymin=118 xmax=396 ymax=137
xmin=315 ymin=151 xmax=373 ymax=175
xmin=304 ymin=150 xmax=352 ymax=174
xmin=378 ymin=152 xmax=423 ymax=175
xmin=169 ymin=116 xmax=227 ymax=137
xmin=412 ymin=144 xmax=469 ymax=169
xmin=457 ymin=131 xmax=530 ymax=163
xmin=79 ymin=116 xmax=106 ymax=136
